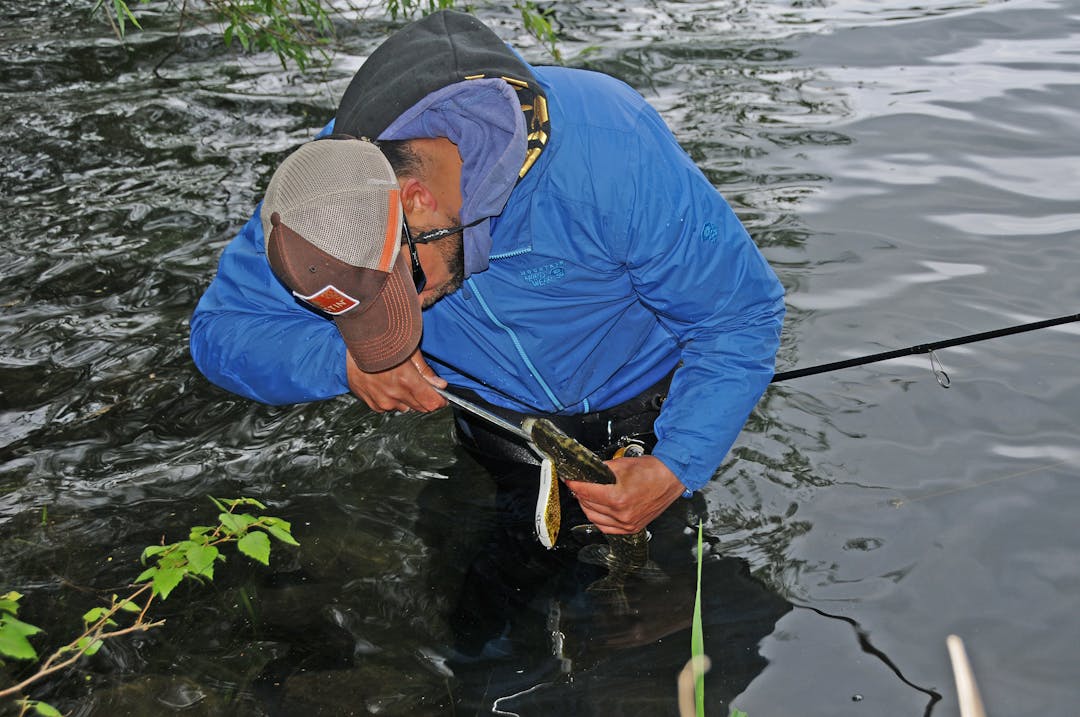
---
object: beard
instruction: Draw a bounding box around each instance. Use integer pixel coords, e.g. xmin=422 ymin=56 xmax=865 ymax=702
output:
xmin=420 ymin=232 xmax=465 ymax=310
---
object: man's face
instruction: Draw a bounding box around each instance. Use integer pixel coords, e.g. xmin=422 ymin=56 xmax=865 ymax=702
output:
xmin=396 ymin=137 xmax=468 ymax=310
xmin=412 ymin=223 xmax=465 ymax=310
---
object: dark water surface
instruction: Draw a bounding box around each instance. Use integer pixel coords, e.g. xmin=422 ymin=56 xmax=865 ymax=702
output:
xmin=2 ymin=1 xmax=1079 ymax=715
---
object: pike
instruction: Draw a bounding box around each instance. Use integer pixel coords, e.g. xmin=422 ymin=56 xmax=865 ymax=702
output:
xmin=523 ymin=418 xmax=665 ymax=612
xmin=435 ymin=388 xmax=663 ymax=610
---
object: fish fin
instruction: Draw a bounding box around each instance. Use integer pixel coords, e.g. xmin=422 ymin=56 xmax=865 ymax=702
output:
xmin=534 ymin=456 xmax=560 ymax=548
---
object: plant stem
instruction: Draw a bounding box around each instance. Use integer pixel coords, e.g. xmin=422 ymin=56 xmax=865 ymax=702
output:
xmin=0 ymin=583 xmax=164 ymax=700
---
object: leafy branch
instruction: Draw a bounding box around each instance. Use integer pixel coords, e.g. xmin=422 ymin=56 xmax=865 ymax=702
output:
xmin=92 ymin=0 xmax=563 ymax=71
xmin=93 ymin=0 xmax=335 ymax=70
xmin=1 ymin=497 xmax=299 ymax=716
xmin=516 ymin=2 xmax=560 ymax=62
xmin=136 ymin=496 xmax=299 ymax=599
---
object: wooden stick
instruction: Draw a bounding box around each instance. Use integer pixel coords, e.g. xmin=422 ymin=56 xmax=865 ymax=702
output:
xmin=946 ymin=634 xmax=987 ymax=717
xmin=677 ymin=655 xmax=711 ymax=717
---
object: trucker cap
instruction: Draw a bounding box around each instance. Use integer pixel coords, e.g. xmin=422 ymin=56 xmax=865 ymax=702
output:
xmin=261 ymin=137 xmax=421 ymax=373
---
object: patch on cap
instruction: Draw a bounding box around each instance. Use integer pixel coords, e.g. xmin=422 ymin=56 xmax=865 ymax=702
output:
xmin=295 ymin=285 xmax=361 ymax=315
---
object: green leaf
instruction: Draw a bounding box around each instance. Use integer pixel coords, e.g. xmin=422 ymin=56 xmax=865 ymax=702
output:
xmin=31 ymin=701 xmax=63 ymax=717
xmin=0 ymin=617 xmax=41 ymax=660
xmin=189 ymin=525 xmax=214 ymax=540
xmin=730 ymin=710 xmax=748 ymax=717
xmin=185 ymin=543 xmax=220 ymax=578
xmin=114 ymin=595 xmax=141 ymax=614
xmin=111 ymin=0 xmax=142 ymax=37
xmin=262 ymin=518 xmax=300 ymax=546
xmin=76 ymin=636 xmax=104 ymax=656
xmin=141 ymin=544 xmax=169 ymax=564
xmin=17 ymin=701 xmax=62 ymax=717
xmin=0 ymin=591 xmax=22 ymax=616
xmin=2 ymin=615 xmax=42 ymax=639
xmin=234 ymin=24 xmax=251 ymax=52
xmin=516 ymin=2 xmax=561 ymax=61
xmin=237 ymin=531 xmax=271 ymax=566
xmin=150 ymin=567 xmax=186 ymax=599
xmin=219 ymin=512 xmax=256 ymax=536
xmin=82 ymin=607 xmax=110 ymax=625
xmin=0 ymin=633 xmax=38 ymax=660
xmin=264 ymin=524 xmax=299 ymax=546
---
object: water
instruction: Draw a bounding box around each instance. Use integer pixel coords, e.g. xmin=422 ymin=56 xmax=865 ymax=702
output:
xmin=2 ymin=1 xmax=1079 ymax=714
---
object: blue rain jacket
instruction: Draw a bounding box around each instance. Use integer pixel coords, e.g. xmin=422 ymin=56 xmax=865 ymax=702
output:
xmin=190 ymin=65 xmax=785 ymax=492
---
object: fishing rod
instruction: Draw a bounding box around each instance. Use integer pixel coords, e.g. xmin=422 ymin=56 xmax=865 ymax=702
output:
xmin=430 ymin=312 xmax=1080 ymax=404
xmin=771 ymin=312 xmax=1080 ymax=384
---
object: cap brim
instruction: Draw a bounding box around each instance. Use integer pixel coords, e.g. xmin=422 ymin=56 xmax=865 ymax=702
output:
xmin=334 ymin=250 xmax=422 ymax=373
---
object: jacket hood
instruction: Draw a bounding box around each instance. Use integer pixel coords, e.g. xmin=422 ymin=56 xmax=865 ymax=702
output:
xmin=378 ymin=79 xmax=526 ymax=276
xmin=336 ymin=10 xmax=543 ymax=140
xmin=334 ymin=10 xmax=551 ymax=276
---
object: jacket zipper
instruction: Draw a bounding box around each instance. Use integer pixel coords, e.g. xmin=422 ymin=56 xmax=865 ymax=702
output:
xmin=466 ymin=276 xmax=567 ymax=412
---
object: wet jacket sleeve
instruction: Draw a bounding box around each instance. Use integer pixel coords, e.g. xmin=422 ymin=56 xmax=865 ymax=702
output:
xmin=189 ymin=207 xmax=351 ymax=405
xmin=615 ymin=105 xmax=786 ymax=492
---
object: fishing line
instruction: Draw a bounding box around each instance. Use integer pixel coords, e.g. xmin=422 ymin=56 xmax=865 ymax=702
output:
xmin=890 ymin=459 xmax=1069 ymax=507
xmin=771 ymin=312 xmax=1080 ymax=384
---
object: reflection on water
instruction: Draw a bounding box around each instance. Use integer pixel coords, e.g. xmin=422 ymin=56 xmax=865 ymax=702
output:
xmin=787 ymin=260 xmax=988 ymax=311
xmin=250 ymin=465 xmax=794 ymax=715
xmin=3 ymin=1 xmax=1080 ymax=715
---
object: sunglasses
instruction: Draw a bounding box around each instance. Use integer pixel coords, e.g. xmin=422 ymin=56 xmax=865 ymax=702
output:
xmin=401 ymin=216 xmax=485 ymax=293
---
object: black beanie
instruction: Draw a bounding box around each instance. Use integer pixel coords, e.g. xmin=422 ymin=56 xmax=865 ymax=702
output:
xmin=336 ymin=11 xmax=543 ymax=140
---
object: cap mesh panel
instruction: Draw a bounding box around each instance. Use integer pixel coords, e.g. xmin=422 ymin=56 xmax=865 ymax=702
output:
xmin=262 ymin=140 xmax=401 ymax=270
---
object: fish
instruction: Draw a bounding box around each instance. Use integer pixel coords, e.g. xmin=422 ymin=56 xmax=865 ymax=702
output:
xmin=523 ymin=417 xmax=667 ymax=612
xmin=434 ymin=388 xmax=564 ymax=548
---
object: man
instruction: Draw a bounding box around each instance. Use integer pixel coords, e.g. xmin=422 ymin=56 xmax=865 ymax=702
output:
xmin=190 ymin=11 xmax=785 ymax=536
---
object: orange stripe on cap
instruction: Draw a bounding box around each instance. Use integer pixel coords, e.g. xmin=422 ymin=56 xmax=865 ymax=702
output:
xmin=377 ymin=189 xmax=401 ymax=273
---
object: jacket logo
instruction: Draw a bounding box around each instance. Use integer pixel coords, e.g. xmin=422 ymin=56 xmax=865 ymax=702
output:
xmin=521 ymin=261 xmax=566 ymax=287
xmin=702 ymin=222 xmax=719 ymax=243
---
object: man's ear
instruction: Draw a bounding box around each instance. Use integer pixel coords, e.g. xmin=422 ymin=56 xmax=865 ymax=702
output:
xmin=399 ymin=177 xmax=438 ymax=219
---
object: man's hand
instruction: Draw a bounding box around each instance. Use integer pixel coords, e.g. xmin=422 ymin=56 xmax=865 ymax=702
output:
xmin=346 ymin=348 xmax=448 ymax=413
xmin=565 ymin=455 xmax=686 ymax=534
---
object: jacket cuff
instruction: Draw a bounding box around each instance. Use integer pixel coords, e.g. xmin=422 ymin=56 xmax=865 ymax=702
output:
xmin=651 ymin=438 xmax=700 ymax=497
